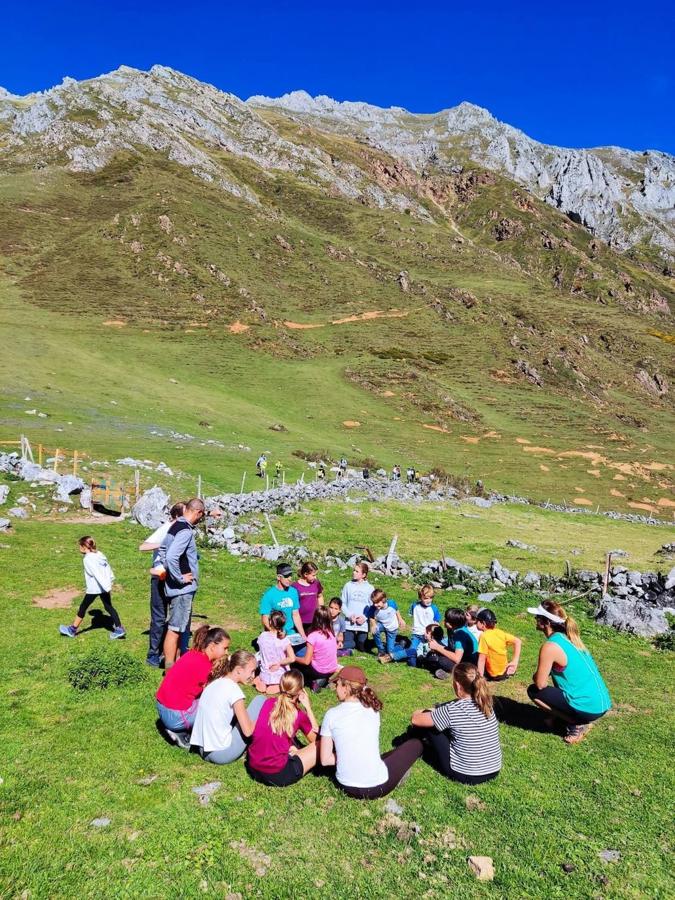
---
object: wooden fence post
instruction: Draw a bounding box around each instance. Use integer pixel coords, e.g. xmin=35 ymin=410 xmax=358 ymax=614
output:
xmin=134 ymin=469 xmax=140 ymax=502
xmin=38 ymin=444 xmax=43 ymax=466
xmin=240 ymin=472 xmax=246 ymax=496
xmin=197 ymin=474 xmax=202 ymax=499
xmin=72 ymin=451 xmax=78 ymax=476
xmin=53 ymin=449 xmax=60 ymax=472
xmin=602 ymin=552 xmax=612 ymax=596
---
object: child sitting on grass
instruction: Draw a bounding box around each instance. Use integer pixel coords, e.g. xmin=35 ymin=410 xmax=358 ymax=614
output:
xmin=328 ymin=597 xmax=351 ymax=656
xmin=425 ymin=608 xmax=480 ymax=680
xmin=465 ymin=604 xmax=481 ymax=639
xmin=476 ymin=609 xmax=522 ymax=681
xmin=155 ymin=625 xmax=230 ymax=749
xmin=256 ymin=610 xmax=296 ymax=694
xmin=368 ymin=589 xmax=406 ymax=663
xmin=59 ymin=536 xmax=125 ymax=640
xmin=295 ymin=607 xmax=341 ymax=691
xmin=406 ymin=584 xmax=441 ymax=666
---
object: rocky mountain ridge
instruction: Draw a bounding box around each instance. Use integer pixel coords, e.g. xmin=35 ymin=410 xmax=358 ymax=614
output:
xmin=1 ymin=65 xmax=673 ymax=260
xmin=248 ymin=90 xmax=675 ymax=259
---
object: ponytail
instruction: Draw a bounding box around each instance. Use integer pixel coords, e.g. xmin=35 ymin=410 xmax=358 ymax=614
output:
xmin=208 ymin=649 xmax=255 ymax=683
xmin=269 ymin=671 xmax=304 ymax=737
xmin=541 ymin=600 xmax=586 ymax=650
xmin=453 ymin=662 xmax=493 ymax=718
xmin=268 ymin=610 xmax=286 ymax=639
xmin=192 ymin=625 xmax=230 ymax=653
xmin=338 ymin=678 xmax=383 ymax=712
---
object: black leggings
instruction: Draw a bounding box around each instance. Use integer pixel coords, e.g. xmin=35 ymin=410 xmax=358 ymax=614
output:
xmin=339 ymin=738 xmax=424 ymax=799
xmin=425 ymin=731 xmax=499 ymax=784
xmin=298 ymin=663 xmax=336 ymax=684
xmin=527 ymin=684 xmax=605 ymax=725
xmin=77 ymin=592 xmax=122 ymax=629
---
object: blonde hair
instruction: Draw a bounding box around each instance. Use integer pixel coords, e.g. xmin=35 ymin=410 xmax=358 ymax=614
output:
xmin=269 ymin=670 xmax=304 ymax=737
xmin=453 ymin=662 xmax=493 ymax=718
xmin=418 ymin=584 xmax=435 ymax=601
xmin=540 ymin=600 xmax=585 ymax=650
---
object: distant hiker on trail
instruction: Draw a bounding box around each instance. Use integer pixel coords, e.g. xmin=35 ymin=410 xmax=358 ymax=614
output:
xmin=409 ymin=662 xmax=502 ymax=784
xmin=317 ymin=462 xmax=326 ymax=481
xmin=292 ymin=561 xmax=324 ymax=633
xmin=259 ymin=563 xmax=306 ymax=651
xmin=406 ymin=466 xmax=415 ymax=484
xmin=340 ymin=561 xmax=375 ymax=652
xmin=362 ymin=466 xmax=370 ymax=480
xmin=338 ymin=456 xmax=348 ymax=479
xmin=273 ymin=460 xmax=283 ymax=485
xmin=256 ymin=454 xmax=267 ymax=478
xmin=59 ymin=536 xmax=125 ymax=640
xmin=155 ymin=625 xmax=230 ymax=749
xmin=319 ymin=666 xmax=423 ymax=799
xmin=162 ymin=498 xmax=206 ymax=670
xmin=392 ymin=465 xmax=401 ymax=481
xmin=475 ymin=609 xmax=521 ymax=681
xmin=526 ymin=600 xmax=611 ymax=744
xmin=139 ymin=501 xmax=185 ymax=667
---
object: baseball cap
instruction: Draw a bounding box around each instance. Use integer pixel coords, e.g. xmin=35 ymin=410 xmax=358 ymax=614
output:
xmin=276 ymin=563 xmax=293 ymax=578
xmin=329 ymin=665 xmax=367 ymax=685
xmin=527 ymin=604 xmax=565 ymax=624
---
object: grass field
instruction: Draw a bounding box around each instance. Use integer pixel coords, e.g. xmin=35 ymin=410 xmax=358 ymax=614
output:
xmin=1 ymin=518 xmax=673 ymax=899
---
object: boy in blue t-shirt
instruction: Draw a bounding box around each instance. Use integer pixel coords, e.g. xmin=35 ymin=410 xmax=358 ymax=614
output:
xmin=424 ymin=607 xmax=479 ymax=680
xmin=259 ymin=563 xmax=305 ymax=646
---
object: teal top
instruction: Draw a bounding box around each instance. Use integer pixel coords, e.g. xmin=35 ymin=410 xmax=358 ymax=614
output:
xmin=548 ymin=633 xmax=612 ymax=715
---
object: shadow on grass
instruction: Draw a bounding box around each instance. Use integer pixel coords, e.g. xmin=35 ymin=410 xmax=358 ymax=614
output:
xmin=493 ymin=696 xmax=552 ymax=733
xmin=78 ymin=609 xmax=114 ymax=634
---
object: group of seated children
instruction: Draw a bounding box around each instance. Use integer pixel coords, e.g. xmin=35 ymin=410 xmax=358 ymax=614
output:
xmin=154 ymin=559 xmax=612 ymax=792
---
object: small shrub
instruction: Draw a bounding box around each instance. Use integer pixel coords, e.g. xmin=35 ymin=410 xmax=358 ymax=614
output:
xmin=67 ymin=646 xmax=148 ymax=691
xmin=292 ymin=449 xmax=333 ymax=463
xmin=654 ymin=614 xmax=675 ymax=652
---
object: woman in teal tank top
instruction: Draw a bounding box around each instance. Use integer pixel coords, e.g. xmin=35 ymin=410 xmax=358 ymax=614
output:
xmin=526 ymin=600 xmax=611 ymax=744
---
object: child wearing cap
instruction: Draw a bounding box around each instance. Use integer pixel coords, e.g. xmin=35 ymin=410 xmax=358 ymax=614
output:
xmin=320 ymin=666 xmax=423 ymax=799
xmin=475 ymin=609 xmax=522 ymax=680
xmin=527 ymin=600 xmax=611 ymax=744
xmin=259 ymin=563 xmax=306 ymax=648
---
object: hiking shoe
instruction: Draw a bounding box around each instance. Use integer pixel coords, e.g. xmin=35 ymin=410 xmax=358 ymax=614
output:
xmin=378 ymin=654 xmax=392 ymax=665
xmin=146 ymin=655 xmax=162 ymax=668
xmin=563 ymin=723 xmax=592 ymax=745
xmin=109 ymin=626 xmax=126 ymax=640
xmin=435 ymin=668 xmax=450 ymax=680
xmin=59 ymin=625 xmax=77 ymax=638
xmin=337 ymin=649 xmax=353 ymax=657
xmin=165 ymin=728 xmax=191 ymax=751
xmin=311 ymin=678 xmax=328 ymax=693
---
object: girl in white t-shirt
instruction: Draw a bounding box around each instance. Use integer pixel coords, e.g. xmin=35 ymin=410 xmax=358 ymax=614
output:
xmin=190 ymin=650 xmax=266 ymax=764
xmin=319 ymin=666 xmax=423 ymax=799
xmin=59 ymin=536 xmax=125 ymax=640
xmin=256 ymin=611 xmax=296 ymax=694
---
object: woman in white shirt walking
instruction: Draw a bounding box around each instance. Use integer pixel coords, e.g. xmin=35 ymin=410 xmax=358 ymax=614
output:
xmin=59 ymin=536 xmax=125 ymax=639
xmin=320 ymin=666 xmax=423 ymax=799
xmin=191 ymin=650 xmax=266 ymax=764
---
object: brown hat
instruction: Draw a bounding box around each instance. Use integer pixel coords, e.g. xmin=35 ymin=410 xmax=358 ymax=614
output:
xmin=330 ymin=665 xmax=367 ymax=685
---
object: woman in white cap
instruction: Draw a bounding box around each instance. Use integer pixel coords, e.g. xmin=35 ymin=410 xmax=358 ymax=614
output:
xmin=319 ymin=666 xmax=423 ymax=798
xmin=527 ymin=599 xmax=611 ymax=744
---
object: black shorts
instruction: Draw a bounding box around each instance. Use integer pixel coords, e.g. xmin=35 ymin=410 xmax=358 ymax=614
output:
xmin=247 ymin=754 xmax=304 ymax=787
xmin=527 ymin=685 xmax=606 ymax=724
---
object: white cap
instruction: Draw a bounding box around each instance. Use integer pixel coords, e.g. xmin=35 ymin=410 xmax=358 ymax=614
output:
xmin=527 ymin=605 xmax=566 ymax=624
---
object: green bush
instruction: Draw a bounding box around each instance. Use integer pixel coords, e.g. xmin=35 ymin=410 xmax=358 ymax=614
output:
xmin=67 ymin=646 xmax=148 ymax=691
xmin=654 ymin=614 xmax=675 ymax=652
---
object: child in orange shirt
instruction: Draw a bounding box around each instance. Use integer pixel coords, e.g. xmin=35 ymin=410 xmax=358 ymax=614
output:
xmin=476 ymin=609 xmax=521 ymax=681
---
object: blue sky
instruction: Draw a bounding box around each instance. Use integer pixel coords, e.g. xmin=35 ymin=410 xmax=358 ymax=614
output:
xmin=3 ymin=1 xmax=674 ymax=153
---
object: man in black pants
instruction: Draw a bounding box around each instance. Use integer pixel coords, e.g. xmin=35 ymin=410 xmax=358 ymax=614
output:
xmin=139 ymin=501 xmax=185 ymax=667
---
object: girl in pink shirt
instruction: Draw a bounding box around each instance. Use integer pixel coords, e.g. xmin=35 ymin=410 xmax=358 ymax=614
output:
xmin=296 ymin=607 xmax=341 ymax=692
xmin=256 ymin=610 xmax=297 ymax=694
xmin=246 ymin=670 xmax=318 ymax=787
xmin=156 ymin=625 xmax=230 ymax=747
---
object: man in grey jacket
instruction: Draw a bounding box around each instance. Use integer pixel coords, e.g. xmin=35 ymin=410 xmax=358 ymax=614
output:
xmin=162 ymin=497 xmax=205 ymax=669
